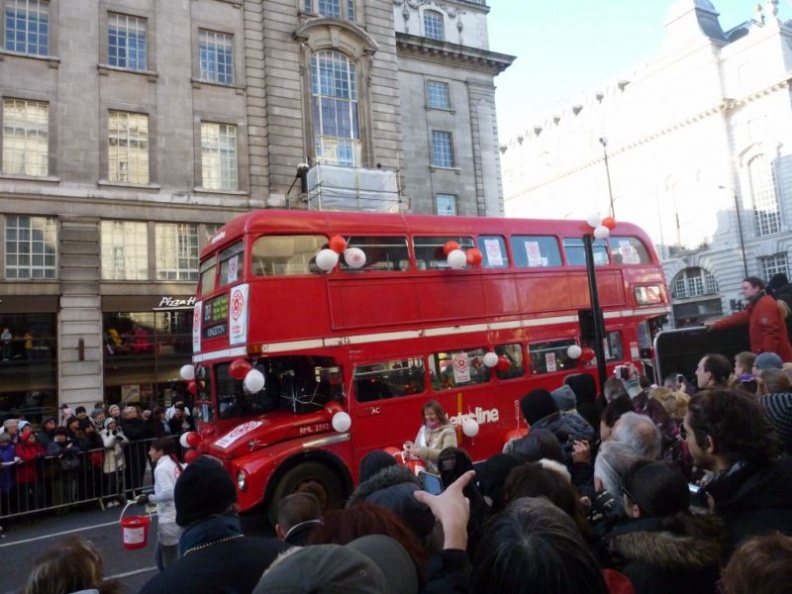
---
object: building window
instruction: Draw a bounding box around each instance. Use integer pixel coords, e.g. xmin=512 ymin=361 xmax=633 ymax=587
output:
xmin=310 ymin=50 xmax=359 ymax=167
xmin=156 ymin=224 xmax=199 ymax=281
xmin=198 ymin=30 xmax=234 ymax=85
xmin=431 ymin=130 xmax=454 ymax=168
xmin=426 ymin=80 xmax=450 ymax=110
xmin=101 ymin=220 xmax=148 ymax=280
xmin=201 ymin=122 xmax=238 ymax=191
xmin=423 ymin=10 xmax=444 ymax=41
xmin=108 ymin=111 xmax=149 ymax=184
xmin=670 ymin=267 xmax=718 ymax=300
xmin=4 ymin=0 xmax=48 ymax=56
xmin=760 ymin=253 xmax=789 ymax=280
xmin=2 ymin=98 xmax=48 ymax=177
xmin=748 ymin=155 xmax=781 ymax=236
xmin=5 ymin=215 xmax=57 ymax=279
xmin=108 ymin=13 xmax=147 ymax=71
xmin=304 ymin=0 xmax=355 ymax=21
xmin=436 ymin=194 xmax=457 ymax=216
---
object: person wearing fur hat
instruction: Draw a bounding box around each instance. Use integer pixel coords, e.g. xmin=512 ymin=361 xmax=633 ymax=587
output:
xmin=100 ymin=417 xmax=126 ymax=507
xmin=403 ymin=399 xmax=457 ymax=473
xmin=138 ymin=456 xmax=281 ymax=594
xmin=604 ymin=461 xmax=728 ymax=594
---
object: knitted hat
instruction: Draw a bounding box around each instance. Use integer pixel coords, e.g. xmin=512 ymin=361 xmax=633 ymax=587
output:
xmin=359 ymin=450 xmax=399 ymax=483
xmin=175 ymin=456 xmax=237 ymax=527
xmin=519 ymin=389 xmax=558 ymax=425
xmin=755 ymin=352 xmax=783 ymax=371
xmin=564 ymin=373 xmax=598 ymax=404
xmin=103 ymin=418 xmax=116 ymax=430
xmin=256 ymin=535 xmax=417 ymax=594
xmin=54 ymin=427 xmax=69 ymax=437
xmin=363 ymin=482 xmax=436 ymax=539
xmin=91 ymin=408 xmax=105 ymax=419
xmin=551 ymin=385 xmax=577 ymax=412
xmin=760 ymin=393 xmax=792 ymax=448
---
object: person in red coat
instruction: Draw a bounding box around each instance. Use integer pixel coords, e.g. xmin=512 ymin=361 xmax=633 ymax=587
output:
xmin=15 ymin=428 xmax=46 ymax=512
xmin=706 ymin=277 xmax=792 ymax=361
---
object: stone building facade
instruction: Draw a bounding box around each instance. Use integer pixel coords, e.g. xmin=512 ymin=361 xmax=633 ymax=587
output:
xmin=501 ymin=0 xmax=792 ymax=326
xmin=0 ymin=0 xmax=512 ymax=414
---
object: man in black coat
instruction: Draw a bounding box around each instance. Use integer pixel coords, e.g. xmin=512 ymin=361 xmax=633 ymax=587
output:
xmin=138 ymin=456 xmax=280 ymax=594
xmin=683 ymin=389 xmax=792 ymax=549
xmin=768 ymin=272 xmax=792 ymax=340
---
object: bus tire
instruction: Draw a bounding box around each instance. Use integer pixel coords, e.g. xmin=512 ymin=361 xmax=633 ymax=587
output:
xmin=267 ymin=461 xmax=344 ymax=526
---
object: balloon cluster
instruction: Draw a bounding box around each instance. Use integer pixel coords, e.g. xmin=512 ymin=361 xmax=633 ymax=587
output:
xmin=180 ymin=365 xmax=198 ymax=396
xmin=585 ymin=213 xmax=616 ymax=240
xmin=229 ymin=358 xmax=266 ymax=392
xmin=443 ymin=241 xmax=483 ymax=270
xmin=315 ymin=235 xmax=367 ymax=272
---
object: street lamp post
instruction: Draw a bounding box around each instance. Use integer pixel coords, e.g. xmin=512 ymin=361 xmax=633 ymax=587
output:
xmin=718 ymin=185 xmax=749 ymax=278
xmin=583 ymin=233 xmax=608 ymax=388
xmin=599 ymin=137 xmax=616 ymax=219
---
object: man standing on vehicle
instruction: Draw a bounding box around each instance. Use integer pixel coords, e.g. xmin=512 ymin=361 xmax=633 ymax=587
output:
xmin=705 ymin=277 xmax=792 ymax=361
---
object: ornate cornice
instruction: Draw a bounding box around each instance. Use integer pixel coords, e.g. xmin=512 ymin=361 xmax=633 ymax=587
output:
xmin=395 ymin=32 xmax=514 ymax=75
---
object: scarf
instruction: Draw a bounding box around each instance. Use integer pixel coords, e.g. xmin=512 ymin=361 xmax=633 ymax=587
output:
xmin=178 ymin=514 xmax=243 ymax=556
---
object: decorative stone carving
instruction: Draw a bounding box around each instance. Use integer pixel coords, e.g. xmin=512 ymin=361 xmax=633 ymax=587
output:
xmin=406 ymin=0 xmax=421 ymax=9
xmin=392 ymin=0 xmax=403 ymax=5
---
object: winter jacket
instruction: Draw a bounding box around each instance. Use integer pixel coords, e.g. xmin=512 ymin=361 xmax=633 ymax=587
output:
xmin=101 ymin=427 xmax=127 ymax=474
xmin=712 ymin=292 xmax=792 ymax=360
xmin=705 ymin=455 xmax=792 ymax=549
xmin=607 ymin=515 xmax=726 ymax=594
xmin=46 ymin=439 xmax=81 ymax=471
xmin=150 ymin=455 xmax=182 ymax=525
xmin=0 ymin=443 xmax=15 ymax=493
xmin=414 ymin=423 xmax=457 ymax=471
xmin=531 ymin=410 xmax=595 ymax=443
xmin=15 ymin=439 xmax=45 ymax=484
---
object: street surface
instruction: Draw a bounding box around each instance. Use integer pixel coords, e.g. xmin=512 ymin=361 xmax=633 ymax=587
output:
xmin=1 ymin=504 xmax=272 ymax=593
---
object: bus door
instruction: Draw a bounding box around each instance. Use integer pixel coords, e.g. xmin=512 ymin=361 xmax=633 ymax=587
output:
xmin=653 ymin=325 xmax=749 ymax=386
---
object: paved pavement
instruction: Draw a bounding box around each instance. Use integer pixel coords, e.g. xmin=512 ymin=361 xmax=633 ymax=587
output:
xmin=1 ymin=502 xmax=274 ymax=594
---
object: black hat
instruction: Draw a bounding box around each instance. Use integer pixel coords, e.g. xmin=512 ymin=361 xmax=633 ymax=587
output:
xmin=359 ymin=450 xmax=399 ymax=483
xmin=175 ymin=456 xmax=237 ymax=527
xmin=519 ymin=389 xmax=558 ymax=425
xmin=54 ymin=427 xmax=69 ymax=437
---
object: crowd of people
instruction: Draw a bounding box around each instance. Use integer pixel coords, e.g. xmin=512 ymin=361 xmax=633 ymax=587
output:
xmin=0 ymin=400 xmax=195 ymax=518
xmin=15 ymin=274 xmax=792 ymax=593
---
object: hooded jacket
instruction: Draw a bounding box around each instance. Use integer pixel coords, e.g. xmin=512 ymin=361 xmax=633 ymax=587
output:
xmin=607 ymin=515 xmax=726 ymax=594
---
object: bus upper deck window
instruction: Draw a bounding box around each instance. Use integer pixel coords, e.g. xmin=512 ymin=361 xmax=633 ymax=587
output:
xmin=218 ymin=242 xmax=244 ymax=286
xmin=199 ymin=258 xmax=217 ymax=294
xmin=511 ymin=236 xmax=562 ymax=268
xmin=562 ymin=238 xmax=609 ymax=267
xmin=251 ymin=235 xmax=326 ymax=276
xmin=414 ymin=236 xmax=474 ymax=270
xmin=477 ymin=236 xmax=509 ymax=268
xmin=341 ymin=237 xmax=409 ymax=272
xmin=609 ymin=237 xmax=651 ymax=265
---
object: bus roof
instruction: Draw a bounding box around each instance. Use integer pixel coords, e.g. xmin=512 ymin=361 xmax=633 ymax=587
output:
xmin=203 ymin=209 xmax=652 ymax=260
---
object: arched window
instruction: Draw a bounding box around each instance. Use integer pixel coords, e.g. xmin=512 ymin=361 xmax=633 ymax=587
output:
xmin=748 ymin=155 xmax=781 ymax=236
xmin=671 ymin=267 xmax=718 ymax=300
xmin=310 ymin=50 xmax=359 ymax=167
xmin=423 ymin=10 xmax=444 ymax=41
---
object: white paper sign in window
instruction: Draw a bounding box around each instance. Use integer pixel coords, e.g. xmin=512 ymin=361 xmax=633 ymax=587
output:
xmin=484 ymin=239 xmax=503 ymax=267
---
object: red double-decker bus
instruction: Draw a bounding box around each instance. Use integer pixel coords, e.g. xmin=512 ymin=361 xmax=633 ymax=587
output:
xmin=188 ymin=209 xmax=669 ymax=519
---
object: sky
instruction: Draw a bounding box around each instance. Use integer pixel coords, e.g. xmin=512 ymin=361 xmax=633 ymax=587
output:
xmin=489 ymin=0 xmax=792 ymax=141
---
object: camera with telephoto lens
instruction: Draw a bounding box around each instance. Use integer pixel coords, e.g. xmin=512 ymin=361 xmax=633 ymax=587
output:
xmin=588 ymin=489 xmax=620 ymax=523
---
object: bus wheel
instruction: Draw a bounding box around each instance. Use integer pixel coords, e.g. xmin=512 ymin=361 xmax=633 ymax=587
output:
xmin=268 ymin=462 xmax=343 ymax=526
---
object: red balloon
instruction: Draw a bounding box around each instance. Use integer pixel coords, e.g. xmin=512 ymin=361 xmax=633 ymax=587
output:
xmin=187 ymin=380 xmax=197 ymax=395
xmin=602 ymin=217 xmax=617 ymax=230
xmin=580 ymin=347 xmax=596 ymax=363
xmin=329 ymin=235 xmax=347 ymax=254
xmin=185 ymin=432 xmax=202 ymax=448
xmin=229 ymin=359 xmax=252 ymax=380
xmin=496 ymin=356 xmax=511 ymax=372
xmin=184 ymin=449 xmax=201 ymax=464
xmin=443 ymin=241 xmax=461 ymax=256
xmin=466 ymin=248 xmax=483 ymax=266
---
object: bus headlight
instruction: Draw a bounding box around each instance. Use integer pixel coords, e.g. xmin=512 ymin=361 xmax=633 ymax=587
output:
xmin=635 ymin=285 xmax=662 ymax=305
xmin=237 ymin=470 xmax=247 ymax=491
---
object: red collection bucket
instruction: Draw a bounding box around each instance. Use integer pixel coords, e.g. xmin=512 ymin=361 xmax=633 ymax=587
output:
xmin=120 ymin=502 xmax=152 ymax=550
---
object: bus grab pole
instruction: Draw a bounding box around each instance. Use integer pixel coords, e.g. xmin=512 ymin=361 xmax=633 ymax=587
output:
xmin=582 ymin=234 xmax=608 ymax=390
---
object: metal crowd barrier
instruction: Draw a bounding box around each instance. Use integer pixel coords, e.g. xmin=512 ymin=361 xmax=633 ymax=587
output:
xmin=0 ymin=437 xmax=157 ymax=521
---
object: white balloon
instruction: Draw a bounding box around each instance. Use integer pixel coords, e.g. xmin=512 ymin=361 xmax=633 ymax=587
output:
xmin=344 ymin=247 xmax=367 ymax=269
xmin=179 ymin=433 xmax=191 ymax=449
xmin=593 ymin=225 xmax=610 ymax=240
xmin=567 ymin=345 xmax=582 ymax=359
xmin=180 ymin=364 xmax=195 ymax=381
xmin=332 ymin=411 xmax=352 ymax=433
xmin=315 ymin=248 xmax=339 ymax=271
xmin=483 ymin=352 xmax=499 ymax=368
xmin=462 ymin=418 xmax=480 ymax=438
xmin=244 ymin=369 xmax=265 ymax=392
xmin=586 ymin=213 xmax=602 ymax=228
xmin=447 ymin=249 xmax=467 ymax=269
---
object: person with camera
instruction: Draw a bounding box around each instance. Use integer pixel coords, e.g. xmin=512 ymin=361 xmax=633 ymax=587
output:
xmin=100 ymin=417 xmax=127 ymax=507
